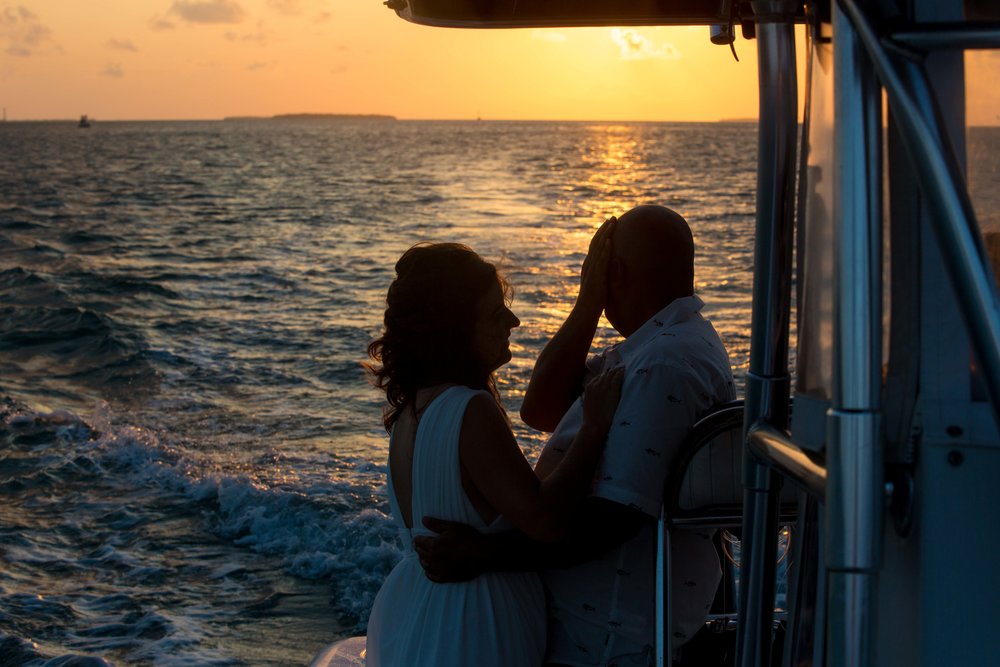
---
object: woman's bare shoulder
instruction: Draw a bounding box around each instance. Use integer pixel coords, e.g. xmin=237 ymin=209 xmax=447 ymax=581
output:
xmin=462 ymin=391 xmax=507 ymax=430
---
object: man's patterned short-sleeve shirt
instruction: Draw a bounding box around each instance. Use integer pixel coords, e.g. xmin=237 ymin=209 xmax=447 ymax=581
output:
xmin=541 ymin=294 xmax=736 ymax=656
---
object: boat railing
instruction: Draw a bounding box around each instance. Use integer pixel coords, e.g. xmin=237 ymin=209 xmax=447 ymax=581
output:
xmin=740 ymin=2 xmax=1000 ymax=666
xmin=656 ymin=401 xmax=800 ymax=667
xmin=839 ymin=0 xmax=1000 ymax=429
xmin=885 ymin=20 xmax=1000 ymax=51
xmin=746 ymin=425 xmax=826 ymax=502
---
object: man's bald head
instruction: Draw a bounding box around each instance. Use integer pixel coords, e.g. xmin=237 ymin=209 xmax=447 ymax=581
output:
xmin=602 ymin=205 xmax=695 ymax=337
xmin=615 ymin=205 xmax=694 ymax=299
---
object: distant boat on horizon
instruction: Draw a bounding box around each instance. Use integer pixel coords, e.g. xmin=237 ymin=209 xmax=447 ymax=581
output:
xmin=78 ymin=115 xmax=91 ymax=128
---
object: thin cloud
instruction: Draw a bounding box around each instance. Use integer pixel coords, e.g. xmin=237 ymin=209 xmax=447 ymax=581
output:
xmin=610 ymin=28 xmax=680 ymax=61
xmin=106 ymin=38 xmax=138 ymax=52
xmin=265 ymin=0 xmax=333 ymax=20
xmin=246 ymin=60 xmax=271 ymax=71
xmin=169 ymin=1 xmax=246 ymax=24
xmin=148 ymin=15 xmax=175 ymax=31
xmin=101 ymin=62 xmax=124 ymax=77
xmin=531 ymin=29 xmax=567 ymax=44
xmin=267 ymin=0 xmax=301 ymax=16
xmin=225 ymin=21 xmax=271 ymax=46
xmin=967 ymin=49 xmax=1000 ymax=67
xmin=0 ymin=4 xmax=57 ymax=57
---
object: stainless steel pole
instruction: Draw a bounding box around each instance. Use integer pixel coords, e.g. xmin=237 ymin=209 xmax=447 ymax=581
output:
xmin=827 ymin=3 xmax=884 ymax=665
xmin=737 ymin=1 xmax=799 ymax=665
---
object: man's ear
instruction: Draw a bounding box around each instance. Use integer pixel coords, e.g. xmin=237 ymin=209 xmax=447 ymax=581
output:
xmin=609 ymin=257 xmax=627 ymax=287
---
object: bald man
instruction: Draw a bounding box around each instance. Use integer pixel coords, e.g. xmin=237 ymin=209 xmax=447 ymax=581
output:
xmin=416 ymin=206 xmax=736 ymax=666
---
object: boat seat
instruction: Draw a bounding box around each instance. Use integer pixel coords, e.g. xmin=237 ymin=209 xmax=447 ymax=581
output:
xmin=655 ymin=400 xmax=798 ymax=666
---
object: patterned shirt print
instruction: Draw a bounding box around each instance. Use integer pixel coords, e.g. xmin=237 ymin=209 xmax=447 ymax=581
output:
xmin=542 ymin=295 xmax=736 ymax=660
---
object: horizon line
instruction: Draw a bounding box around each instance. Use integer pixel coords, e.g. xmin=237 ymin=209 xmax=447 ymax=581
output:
xmin=0 ymin=115 xmax=760 ymax=124
xmin=8 ymin=116 xmax=998 ymax=128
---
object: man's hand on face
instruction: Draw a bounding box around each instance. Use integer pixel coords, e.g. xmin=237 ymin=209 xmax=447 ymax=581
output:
xmin=576 ymin=216 xmax=617 ymax=318
xmin=413 ymin=517 xmax=487 ymax=583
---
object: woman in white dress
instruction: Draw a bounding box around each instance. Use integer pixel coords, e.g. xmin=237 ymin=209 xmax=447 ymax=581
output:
xmin=364 ymin=243 xmax=623 ymax=666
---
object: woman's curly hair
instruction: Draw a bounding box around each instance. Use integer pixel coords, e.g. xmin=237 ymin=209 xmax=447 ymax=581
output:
xmin=366 ymin=243 xmax=508 ymax=432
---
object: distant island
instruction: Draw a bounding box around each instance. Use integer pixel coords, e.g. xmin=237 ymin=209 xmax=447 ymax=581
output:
xmin=223 ymin=113 xmax=396 ymax=122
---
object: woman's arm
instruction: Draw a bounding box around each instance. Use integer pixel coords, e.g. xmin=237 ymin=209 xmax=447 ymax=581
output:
xmin=459 ymin=368 xmax=623 ymax=543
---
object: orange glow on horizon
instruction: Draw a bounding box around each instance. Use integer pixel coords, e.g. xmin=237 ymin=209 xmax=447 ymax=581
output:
xmin=2 ymin=2 xmax=996 ymax=125
xmin=3 ymin=1 xmax=777 ymax=122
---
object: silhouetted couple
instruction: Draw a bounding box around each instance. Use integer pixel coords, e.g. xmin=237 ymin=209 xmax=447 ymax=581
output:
xmin=365 ymin=205 xmax=735 ymax=667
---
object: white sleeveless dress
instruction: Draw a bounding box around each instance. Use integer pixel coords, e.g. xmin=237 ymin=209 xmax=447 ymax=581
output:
xmin=366 ymin=386 xmax=546 ymax=666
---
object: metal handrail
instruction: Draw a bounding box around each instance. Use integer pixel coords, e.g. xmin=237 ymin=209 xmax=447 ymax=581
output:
xmin=656 ymin=402 xmax=799 ymax=667
xmin=747 ymin=424 xmax=827 ymax=501
xmin=665 ymin=400 xmax=745 ymax=516
xmin=888 ymin=22 xmax=1000 ymax=51
xmin=656 ymin=401 xmax=744 ymax=667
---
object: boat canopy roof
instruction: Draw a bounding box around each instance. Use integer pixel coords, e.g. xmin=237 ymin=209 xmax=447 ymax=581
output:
xmin=388 ymin=0 xmax=802 ymax=29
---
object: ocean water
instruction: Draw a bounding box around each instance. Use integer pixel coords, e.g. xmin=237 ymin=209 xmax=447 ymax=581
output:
xmin=0 ymin=118 xmax=759 ymax=665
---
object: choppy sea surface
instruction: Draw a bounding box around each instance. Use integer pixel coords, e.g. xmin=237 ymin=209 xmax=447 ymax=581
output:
xmin=8 ymin=119 xmax=994 ymax=666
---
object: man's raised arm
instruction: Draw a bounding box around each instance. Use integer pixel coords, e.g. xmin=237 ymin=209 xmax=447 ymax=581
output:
xmin=520 ymin=217 xmax=616 ymax=432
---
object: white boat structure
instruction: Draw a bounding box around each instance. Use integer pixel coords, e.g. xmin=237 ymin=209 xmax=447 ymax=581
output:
xmin=316 ymin=1 xmax=1000 ymax=664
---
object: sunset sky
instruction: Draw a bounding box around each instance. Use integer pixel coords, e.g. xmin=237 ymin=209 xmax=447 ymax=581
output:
xmin=1 ymin=1 xmax=997 ymax=123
